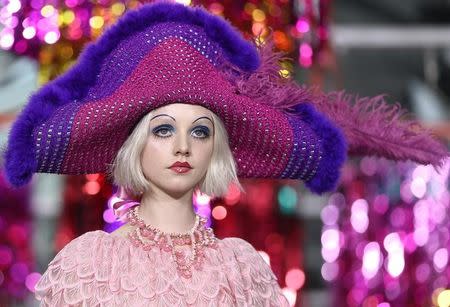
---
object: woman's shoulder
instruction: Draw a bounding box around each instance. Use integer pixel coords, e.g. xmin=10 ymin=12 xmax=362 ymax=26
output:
xmin=35 ymin=229 xmax=135 ymax=305
xmin=219 ymin=236 xmax=264 ymax=256
xmin=220 ymin=236 xmax=256 ymax=248
xmin=217 ymin=237 xmax=290 ymax=306
xmin=109 ymin=223 xmax=135 ymax=238
xmin=38 ymin=231 xmax=113 ymax=274
xmin=219 ymin=237 xmax=279 ymax=280
xmin=45 ymin=230 xmax=117 ymax=263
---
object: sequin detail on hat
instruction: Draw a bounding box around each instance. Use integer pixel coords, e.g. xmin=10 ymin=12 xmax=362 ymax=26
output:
xmin=83 ymin=22 xmax=223 ymax=104
xmin=33 ymin=103 xmax=79 ymax=173
xmin=32 ymin=23 xmax=224 ymax=175
xmin=281 ymin=116 xmax=322 ymax=180
xmin=47 ymin=38 xmax=295 ymax=178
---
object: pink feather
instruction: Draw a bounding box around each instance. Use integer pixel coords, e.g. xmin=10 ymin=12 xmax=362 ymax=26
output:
xmin=313 ymin=92 xmax=449 ymax=169
xmin=221 ymin=37 xmax=449 ymax=168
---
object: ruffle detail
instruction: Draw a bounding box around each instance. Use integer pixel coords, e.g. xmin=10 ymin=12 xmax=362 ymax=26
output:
xmin=34 ymin=231 xmax=289 ymax=306
xmin=221 ymin=237 xmax=289 ymax=307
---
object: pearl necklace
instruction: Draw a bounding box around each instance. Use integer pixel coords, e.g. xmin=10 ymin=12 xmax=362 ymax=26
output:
xmin=126 ymin=206 xmax=218 ymax=279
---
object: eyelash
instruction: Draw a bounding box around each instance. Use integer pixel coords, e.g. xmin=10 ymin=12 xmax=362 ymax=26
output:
xmin=152 ymin=125 xmax=210 ymax=140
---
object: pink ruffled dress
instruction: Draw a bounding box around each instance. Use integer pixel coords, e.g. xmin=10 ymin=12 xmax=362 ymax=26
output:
xmin=34 ymin=230 xmax=290 ymax=306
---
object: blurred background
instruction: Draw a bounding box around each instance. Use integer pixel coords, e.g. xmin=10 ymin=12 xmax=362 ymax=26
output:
xmin=0 ymin=0 xmax=449 ymax=306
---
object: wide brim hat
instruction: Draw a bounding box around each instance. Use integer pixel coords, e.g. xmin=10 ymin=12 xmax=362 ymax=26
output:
xmin=3 ymin=2 xmax=448 ymax=194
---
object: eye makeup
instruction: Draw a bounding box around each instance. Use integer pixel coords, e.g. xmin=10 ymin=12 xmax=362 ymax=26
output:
xmin=152 ymin=124 xmax=173 ymax=138
xmin=151 ymin=124 xmax=211 ymax=140
xmin=191 ymin=126 xmax=211 ymax=139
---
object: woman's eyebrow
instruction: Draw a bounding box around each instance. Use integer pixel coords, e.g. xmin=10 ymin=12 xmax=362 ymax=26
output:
xmin=192 ymin=116 xmax=213 ymax=125
xmin=150 ymin=114 xmax=213 ymax=125
xmin=150 ymin=114 xmax=175 ymax=122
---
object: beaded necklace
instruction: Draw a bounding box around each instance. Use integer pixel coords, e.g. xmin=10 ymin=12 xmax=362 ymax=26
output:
xmin=126 ymin=206 xmax=218 ymax=278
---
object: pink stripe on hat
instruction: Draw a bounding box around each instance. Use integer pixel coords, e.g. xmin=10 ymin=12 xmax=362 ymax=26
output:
xmin=61 ymin=38 xmax=293 ymax=179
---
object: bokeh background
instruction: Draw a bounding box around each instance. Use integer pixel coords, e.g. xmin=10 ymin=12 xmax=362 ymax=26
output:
xmin=0 ymin=0 xmax=449 ymax=306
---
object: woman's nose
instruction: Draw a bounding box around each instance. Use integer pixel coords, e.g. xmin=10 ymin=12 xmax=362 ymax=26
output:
xmin=174 ymin=133 xmax=190 ymax=156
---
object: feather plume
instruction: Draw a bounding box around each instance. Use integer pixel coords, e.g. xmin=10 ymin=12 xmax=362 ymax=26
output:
xmin=313 ymin=92 xmax=449 ymax=168
xmin=222 ymin=36 xmax=449 ymax=168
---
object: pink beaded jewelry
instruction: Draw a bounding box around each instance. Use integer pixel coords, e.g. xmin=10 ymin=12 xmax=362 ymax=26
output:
xmin=126 ymin=206 xmax=218 ymax=279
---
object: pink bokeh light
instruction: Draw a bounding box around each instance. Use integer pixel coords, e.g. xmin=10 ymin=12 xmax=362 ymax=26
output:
xmin=321 ymin=262 xmax=339 ymax=281
xmin=320 ymin=205 xmax=339 ymax=226
xmin=410 ymin=177 xmax=427 ymax=198
xmin=351 ymin=199 xmax=369 ymax=233
xmin=285 ymin=268 xmax=305 ymax=290
xmin=25 ymin=272 xmax=41 ymax=292
xmin=362 ymin=242 xmax=382 ymax=280
xmin=295 ymin=18 xmax=309 ymax=33
xmin=433 ymin=248 xmax=448 ymax=272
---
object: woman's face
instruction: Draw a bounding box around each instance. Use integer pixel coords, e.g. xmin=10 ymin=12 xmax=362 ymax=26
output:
xmin=141 ymin=103 xmax=214 ymax=196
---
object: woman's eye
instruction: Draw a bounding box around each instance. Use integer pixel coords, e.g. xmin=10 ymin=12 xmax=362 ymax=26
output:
xmin=192 ymin=128 xmax=210 ymax=138
xmin=158 ymin=129 xmax=170 ymax=136
xmin=153 ymin=126 xmax=172 ymax=138
xmin=152 ymin=126 xmax=210 ymax=139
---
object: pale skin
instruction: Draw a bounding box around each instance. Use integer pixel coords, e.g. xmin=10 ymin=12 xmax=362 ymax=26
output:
xmin=112 ymin=103 xmax=215 ymax=236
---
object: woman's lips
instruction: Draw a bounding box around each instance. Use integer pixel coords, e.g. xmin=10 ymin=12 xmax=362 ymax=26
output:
xmin=170 ymin=166 xmax=192 ymax=174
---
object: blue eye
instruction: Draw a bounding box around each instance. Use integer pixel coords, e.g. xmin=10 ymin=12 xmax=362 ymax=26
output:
xmin=192 ymin=127 xmax=210 ymax=139
xmin=151 ymin=125 xmax=210 ymax=139
xmin=152 ymin=125 xmax=173 ymax=138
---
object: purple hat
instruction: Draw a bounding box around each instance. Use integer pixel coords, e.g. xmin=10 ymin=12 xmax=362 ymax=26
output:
xmin=3 ymin=2 xmax=448 ymax=194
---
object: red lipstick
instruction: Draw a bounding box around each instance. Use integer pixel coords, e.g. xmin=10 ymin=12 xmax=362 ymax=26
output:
xmin=170 ymin=161 xmax=191 ymax=168
xmin=169 ymin=161 xmax=192 ymax=174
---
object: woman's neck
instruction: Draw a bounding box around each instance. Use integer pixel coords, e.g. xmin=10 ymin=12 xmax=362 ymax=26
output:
xmin=137 ymin=187 xmax=197 ymax=234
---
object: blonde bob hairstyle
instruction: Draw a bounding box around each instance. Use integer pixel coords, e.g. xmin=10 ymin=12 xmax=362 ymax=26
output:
xmin=107 ymin=105 xmax=244 ymax=199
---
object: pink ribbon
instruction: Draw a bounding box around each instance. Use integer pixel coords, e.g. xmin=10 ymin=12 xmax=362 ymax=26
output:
xmin=111 ymin=186 xmax=141 ymax=222
xmin=113 ymin=200 xmax=140 ymax=221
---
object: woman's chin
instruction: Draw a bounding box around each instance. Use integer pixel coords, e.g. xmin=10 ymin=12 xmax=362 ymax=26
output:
xmin=147 ymin=170 xmax=203 ymax=195
xmin=160 ymin=181 xmax=198 ymax=195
